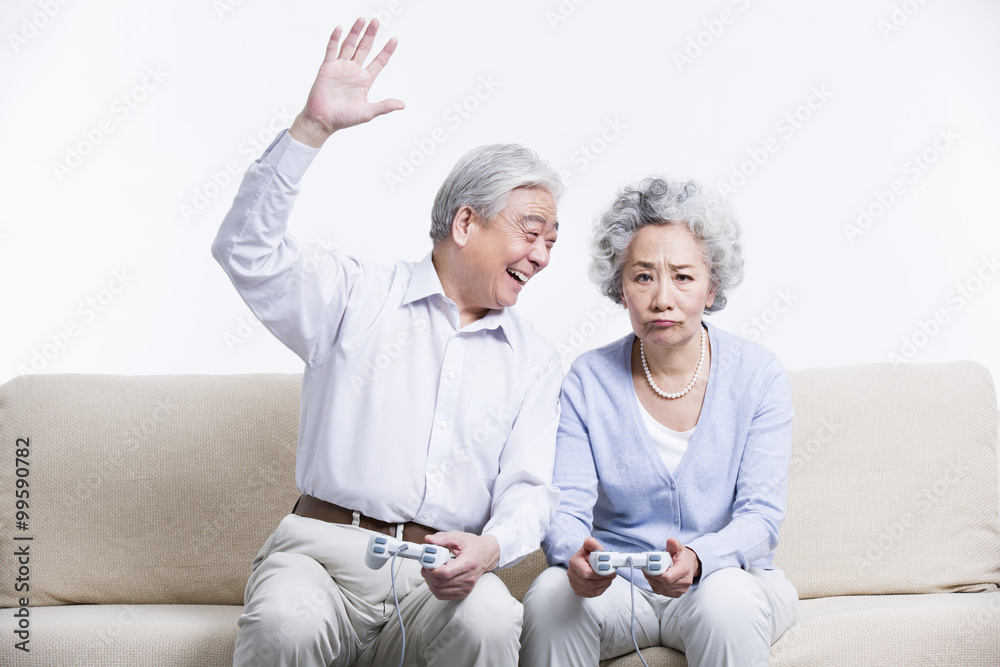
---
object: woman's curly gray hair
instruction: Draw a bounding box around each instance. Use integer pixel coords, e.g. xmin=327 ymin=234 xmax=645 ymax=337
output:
xmin=589 ymin=176 xmax=744 ymax=313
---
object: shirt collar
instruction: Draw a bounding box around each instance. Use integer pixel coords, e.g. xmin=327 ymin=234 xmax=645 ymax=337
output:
xmin=402 ymin=252 xmax=517 ymax=340
xmin=401 ymin=252 xmax=444 ymax=306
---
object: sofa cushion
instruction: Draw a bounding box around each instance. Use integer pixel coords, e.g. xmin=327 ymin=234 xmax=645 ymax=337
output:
xmin=0 ymin=604 xmax=240 ymax=666
xmin=592 ymin=591 xmax=1000 ymax=667
xmin=777 ymin=361 xmax=1000 ymax=598
xmin=769 ymin=591 xmax=1000 ymax=666
xmin=0 ymin=374 xmax=301 ymax=607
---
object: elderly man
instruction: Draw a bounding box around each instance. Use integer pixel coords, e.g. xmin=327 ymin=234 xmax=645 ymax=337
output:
xmin=212 ymin=18 xmax=563 ymax=667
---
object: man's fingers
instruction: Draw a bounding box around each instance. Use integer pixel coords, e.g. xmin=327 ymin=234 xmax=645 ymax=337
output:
xmin=369 ymin=98 xmax=405 ymax=118
xmin=365 ymin=37 xmax=398 ymax=79
xmin=337 ymin=18 xmax=366 ymax=60
xmin=352 ymin=19 xmax=380 ymax=64
xmin=324 ymin=26 xmax=344 ymax=59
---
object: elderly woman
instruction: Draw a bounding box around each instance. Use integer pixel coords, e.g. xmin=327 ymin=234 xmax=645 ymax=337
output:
xmin=520 ymin=177 xmax=798 ymax=666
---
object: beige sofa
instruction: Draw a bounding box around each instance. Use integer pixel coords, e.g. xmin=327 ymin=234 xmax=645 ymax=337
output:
xmin=2 ymin=362 xmax=998 ymax=666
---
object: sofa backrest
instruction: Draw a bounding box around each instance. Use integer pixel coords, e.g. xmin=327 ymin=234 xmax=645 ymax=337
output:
xmin=0 ymin=373 xmax=301 ymax=607
xmin=1 ymin=362 xmax=998 ymax=608
xmin=777 ymin=361 xmax=1000 ymax=598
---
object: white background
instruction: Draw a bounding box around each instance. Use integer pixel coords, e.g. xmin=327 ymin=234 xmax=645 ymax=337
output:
xmin=2 ymin=0 xmax=998 ymax=401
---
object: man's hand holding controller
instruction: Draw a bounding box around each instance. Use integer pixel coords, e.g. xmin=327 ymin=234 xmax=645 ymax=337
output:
xmin=364 ymin=534 xmax=455 ymax=570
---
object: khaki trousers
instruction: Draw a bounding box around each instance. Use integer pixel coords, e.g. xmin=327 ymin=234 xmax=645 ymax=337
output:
xmin=233 ymin=514 xmax=521 ymax=667
xmin=520 ymin=564 xmax=798 ymax=667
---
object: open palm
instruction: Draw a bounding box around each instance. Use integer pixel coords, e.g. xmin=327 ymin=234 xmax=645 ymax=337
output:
xmin=292 ymin=18 xmax=404 ymax=146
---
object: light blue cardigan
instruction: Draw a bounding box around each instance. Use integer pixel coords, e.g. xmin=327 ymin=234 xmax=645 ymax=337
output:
xmin=542 ymin=321 xmax=794 ymax=585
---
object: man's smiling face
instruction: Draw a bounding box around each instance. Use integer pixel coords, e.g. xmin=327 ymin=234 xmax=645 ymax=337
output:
xmin=458 ymin=186 xmax=559 ymax=311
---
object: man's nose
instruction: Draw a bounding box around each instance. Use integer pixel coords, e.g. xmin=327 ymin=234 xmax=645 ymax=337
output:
xmin=528 ymin=240 xmax=550 ymax=270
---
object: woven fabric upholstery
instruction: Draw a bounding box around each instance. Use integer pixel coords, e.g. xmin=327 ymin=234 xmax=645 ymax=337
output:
xmin=0 ymin=363 xmax=998 ymax=666
xmin=593 ymin=592 xmax=1000 ymax=667
xmin=0 ymin=604 xmax=241 ymax=665
xmin=776 ymin=362 xmax=1000 ymax=598
xmin=0 ymin=373 xmax=301 ymax=607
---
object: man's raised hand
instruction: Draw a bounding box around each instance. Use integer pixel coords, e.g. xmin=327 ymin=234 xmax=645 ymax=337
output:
xmin=289 ymin=18 xmax=404 ymax=147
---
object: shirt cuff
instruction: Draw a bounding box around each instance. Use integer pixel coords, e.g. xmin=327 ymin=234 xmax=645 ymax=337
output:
xmin=262 ymin=129 xmax=320 ymax=179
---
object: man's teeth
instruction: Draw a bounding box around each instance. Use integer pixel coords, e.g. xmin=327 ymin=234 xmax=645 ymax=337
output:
xmin=507 ymin=269 xmax=527 ymax=285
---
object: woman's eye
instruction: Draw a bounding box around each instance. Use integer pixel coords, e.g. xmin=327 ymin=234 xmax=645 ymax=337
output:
xmin=676 ymin=274 xmax=692 ymax=282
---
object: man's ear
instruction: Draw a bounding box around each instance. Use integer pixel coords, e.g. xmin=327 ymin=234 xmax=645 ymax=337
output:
xmin=450 ymin=206 xmax=477 ymax=249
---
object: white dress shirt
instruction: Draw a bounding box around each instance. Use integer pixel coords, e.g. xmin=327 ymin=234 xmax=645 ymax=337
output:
xmin=212 ymin=130 xmax=562 ymax=567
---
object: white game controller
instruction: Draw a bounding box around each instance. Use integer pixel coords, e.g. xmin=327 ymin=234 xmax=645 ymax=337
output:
xmin=589 ymin=551 xmax=670 ymax=576
xmin=364 ymin=534 xmax=455 ymax=570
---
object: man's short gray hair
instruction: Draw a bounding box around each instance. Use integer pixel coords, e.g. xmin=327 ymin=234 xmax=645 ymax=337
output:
xmin=429 ymin=144 xmax=564 ymax=245
xmin=589 ymin=176 xmax=744 ymax=313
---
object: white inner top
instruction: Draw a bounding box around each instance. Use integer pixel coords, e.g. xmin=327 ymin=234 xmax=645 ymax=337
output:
xmin=634 ymin=387 xmax=695 ymax=474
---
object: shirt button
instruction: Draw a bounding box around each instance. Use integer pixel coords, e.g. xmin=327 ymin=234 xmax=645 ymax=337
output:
xmin=670 ymin=483 xmax=676 ymax=490
xmin=447 ymin=372 xmax=456 ymax=380
xmin=431 ymin=466 xmax=441 ymax=475
xmin=439 ymin=421 xmax=447 ymax=429
xmin=422 ymin=513 xmax=431 ymax=520
xmin=673 ymin=516 xmax=679 ymax=523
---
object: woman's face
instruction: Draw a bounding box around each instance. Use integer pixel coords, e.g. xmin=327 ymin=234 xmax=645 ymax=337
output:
xmin=621 ymin=223 xmax=716 ymax=349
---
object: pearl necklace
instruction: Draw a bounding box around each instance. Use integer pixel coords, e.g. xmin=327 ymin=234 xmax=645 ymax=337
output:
xmin=640 ymin=325 xmax=706 ymax=400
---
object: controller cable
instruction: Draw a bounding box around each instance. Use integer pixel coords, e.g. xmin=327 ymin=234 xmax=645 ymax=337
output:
xmin=389 ymin=545 xmax=408 ymax=667
xmin=625 ymin=557 xmax=651 ymax=667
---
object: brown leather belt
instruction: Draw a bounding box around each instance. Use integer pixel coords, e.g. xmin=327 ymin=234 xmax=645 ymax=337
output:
xmin=292 ymin=494 xmax=436 ymax=544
